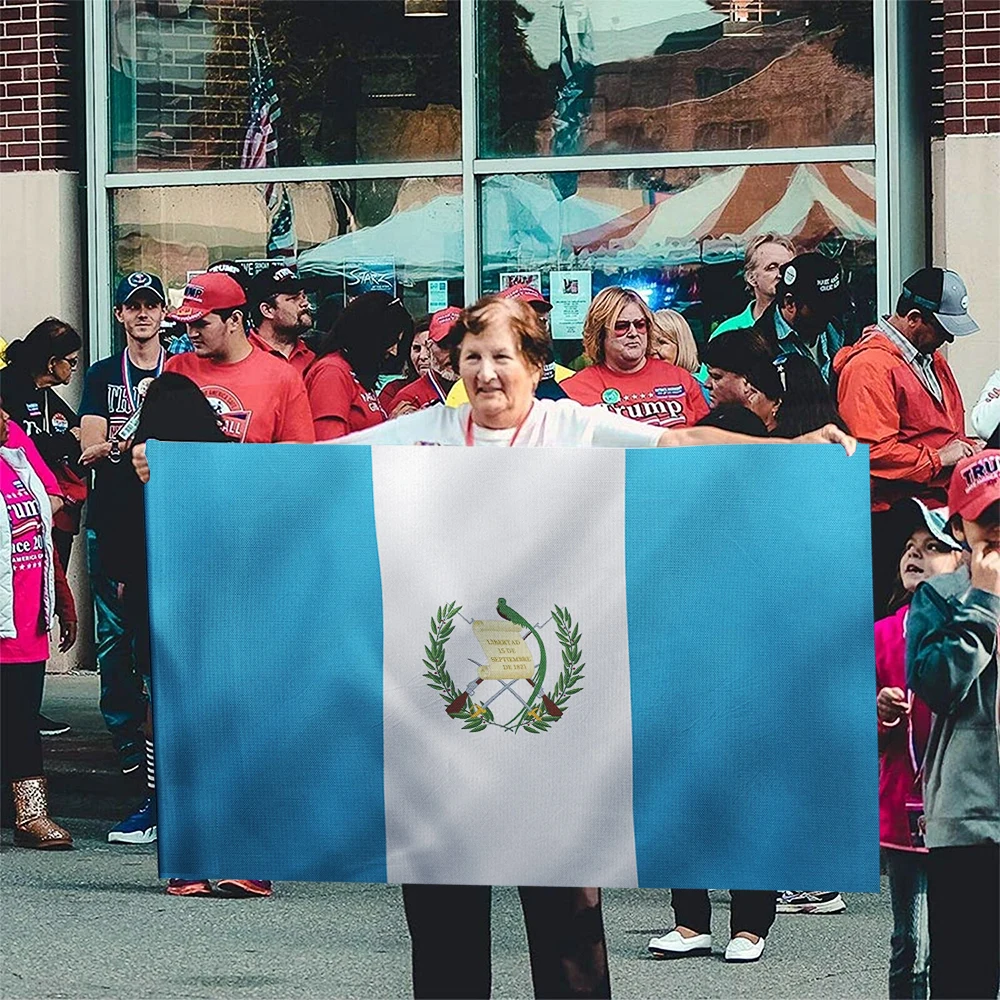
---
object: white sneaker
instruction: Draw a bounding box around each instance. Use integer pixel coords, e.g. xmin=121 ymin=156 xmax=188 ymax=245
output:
xmin=648 ymin=929 xmax=712 ymax=958
xmin=725 ymin=935 xmax=765 ymax=962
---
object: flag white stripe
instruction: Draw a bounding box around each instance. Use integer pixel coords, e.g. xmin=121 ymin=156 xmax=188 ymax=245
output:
xmin=373 ymin=447 xmax=638 ymax=887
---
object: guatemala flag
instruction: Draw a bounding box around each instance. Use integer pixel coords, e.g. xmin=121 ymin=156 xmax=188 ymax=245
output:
xmin=145 ymin=443 xmax=879 ymax=890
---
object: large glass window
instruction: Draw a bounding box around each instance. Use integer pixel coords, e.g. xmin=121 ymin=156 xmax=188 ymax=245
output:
xmin=110 ymin=0 xmax=461 ymax=172
xmin=479 ymin=163 xmax=876 ymax=362
xmin=112 ymin=176 xmax=463 ymax=323
xmin=477 ymin=0 xmax=874 ymax=158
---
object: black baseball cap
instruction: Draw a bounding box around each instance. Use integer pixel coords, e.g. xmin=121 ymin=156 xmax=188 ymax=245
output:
xmin=249 ymin=265 xmax=306 ymax=309
xmin=899 ymin=267 xmax=979 ymax=337
xmin=114 ymin=271 xmax=166 ymax=307
xmin=206 ymin=260 xmax=252 ymax=299
xmin=778 ymin=253 xmax=843 ymax=306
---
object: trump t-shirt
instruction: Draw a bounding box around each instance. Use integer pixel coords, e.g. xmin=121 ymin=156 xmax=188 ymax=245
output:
xmin=165 ymin=347 xmax=315 ymax=443
xmin=562 ymin=359 xmax=709 ymax=429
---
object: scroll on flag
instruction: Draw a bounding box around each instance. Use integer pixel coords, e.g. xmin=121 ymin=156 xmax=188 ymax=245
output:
xmin=146 ymin=443 xmax=879 ymax=890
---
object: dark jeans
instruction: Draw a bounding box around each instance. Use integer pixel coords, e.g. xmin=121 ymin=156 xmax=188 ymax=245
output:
xmin=402 ymin=884 xmax=611 ymax=999
xmin=1 ymin=661 xmax=46 ymax=781
xmin=86 ymin=529 xmax=146 ymax=749
xmin=883 ymin=848 xmax=929 ymax=999
xmin=927 ymin=844 xmax=999 ymax=999
xmin=671 ymin=889 xmax=777 ymax=939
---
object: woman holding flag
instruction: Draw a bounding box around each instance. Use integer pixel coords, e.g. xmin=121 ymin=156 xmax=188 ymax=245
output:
xmin=334 ymin=293 xmax=856 ymax=998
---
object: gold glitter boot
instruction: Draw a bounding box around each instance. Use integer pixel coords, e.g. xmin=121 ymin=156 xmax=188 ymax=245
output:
xmin=12 ymin=776 xmax=73 ymax=850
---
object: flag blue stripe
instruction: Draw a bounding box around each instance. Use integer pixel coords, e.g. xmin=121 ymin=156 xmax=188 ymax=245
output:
xmin=624 ymin=445 xmax=880 ymax=891
xmin=146 ymin=442 xmax=387 ymax=882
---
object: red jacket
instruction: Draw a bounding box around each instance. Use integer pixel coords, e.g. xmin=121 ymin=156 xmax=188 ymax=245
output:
xmin=833 ymin=326 xmax=971 ymax=511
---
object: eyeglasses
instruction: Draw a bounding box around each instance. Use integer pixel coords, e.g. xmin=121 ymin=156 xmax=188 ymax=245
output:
xmin=611 ymin=318 xmax=648 ymax=336
xmin=60 ymin=356 xmax=80 ymax=370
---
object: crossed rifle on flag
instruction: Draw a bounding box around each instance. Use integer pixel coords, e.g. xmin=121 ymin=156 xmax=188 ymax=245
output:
xmin=445 ymin=599 xmax=562 ymax=731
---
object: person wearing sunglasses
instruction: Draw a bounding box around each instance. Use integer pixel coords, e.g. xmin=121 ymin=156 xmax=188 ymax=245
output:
xmin=561 ymin=287 xmax=709 ymax=430
xmin=0 ymin=317 xmax=85 ymax=578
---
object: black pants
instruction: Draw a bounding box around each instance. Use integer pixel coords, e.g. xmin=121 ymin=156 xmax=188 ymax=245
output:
xmin=927 ymin=844 xmax=999 ymax=999
xmin=671 ymin=889 xmax=777 ymax=939
xmin=1 ymin=661 xmax=46 ymax=782
xmin=402 ymin=884 xmax=611 ymax=999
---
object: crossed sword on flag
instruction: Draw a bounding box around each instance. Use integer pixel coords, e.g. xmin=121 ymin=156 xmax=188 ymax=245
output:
xmin=445 ymin=599 xmax=562 ymax=731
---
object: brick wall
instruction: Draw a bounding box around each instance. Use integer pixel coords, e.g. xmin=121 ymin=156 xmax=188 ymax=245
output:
xmin=0 ymin=0 xmax=79 ymax=172
xmin=122 ymin=0 xmax=253 ymax=172
xmin=941 ymin=0 xmax=1000 ymax=135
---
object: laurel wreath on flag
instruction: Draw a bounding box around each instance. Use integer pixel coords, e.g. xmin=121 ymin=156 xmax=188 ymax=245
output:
xmin=423 ymin=602 xmax=584 ymax=735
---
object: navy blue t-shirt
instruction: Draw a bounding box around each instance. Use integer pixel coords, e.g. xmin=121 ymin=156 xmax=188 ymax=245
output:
xmin=80 ymin=351 xmax=159 ymax=533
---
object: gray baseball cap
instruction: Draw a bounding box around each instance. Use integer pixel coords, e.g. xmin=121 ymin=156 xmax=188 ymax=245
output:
xmin=901 ymin=267 xmax=979 ymax=337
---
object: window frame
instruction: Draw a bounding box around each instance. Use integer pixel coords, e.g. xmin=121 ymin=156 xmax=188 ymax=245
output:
xmin=84 ymin=0 xmax=917 ymax=363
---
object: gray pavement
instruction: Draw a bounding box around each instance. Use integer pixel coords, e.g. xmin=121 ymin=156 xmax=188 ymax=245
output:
xmin=2 ymin=674 xmax=892 ymax=1000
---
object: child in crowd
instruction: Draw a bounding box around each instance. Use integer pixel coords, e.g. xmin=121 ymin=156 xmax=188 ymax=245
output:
xmin=876 ymin=499 xmax=963 ymax=999
xmin=907 ymin=450 xmax=999 ymax=1000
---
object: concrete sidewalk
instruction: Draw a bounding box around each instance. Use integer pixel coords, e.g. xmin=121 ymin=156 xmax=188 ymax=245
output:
xmin=36 ymin=672 xmax=145 ymax=824
xmin=3 ymin=674 xmax=893 ymax=1000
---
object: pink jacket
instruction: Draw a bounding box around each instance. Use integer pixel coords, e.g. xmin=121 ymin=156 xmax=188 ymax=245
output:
xmin=876 ymin=605 xmax=932 ymax=852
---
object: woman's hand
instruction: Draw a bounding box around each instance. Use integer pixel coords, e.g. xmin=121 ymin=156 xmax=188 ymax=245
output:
xmin=794 ymin=423 xmax=857 ymax=456
xmin=58 ymin=616 xmax=78 ymax=652
xmin=877 ymin=686 xmax=909 ymax=725
xmin=132 ymin=442 xmax=150 ymax=483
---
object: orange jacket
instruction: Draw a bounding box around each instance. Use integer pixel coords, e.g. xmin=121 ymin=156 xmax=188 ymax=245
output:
xmin=833 ymin=325 xmax=970 ymax=511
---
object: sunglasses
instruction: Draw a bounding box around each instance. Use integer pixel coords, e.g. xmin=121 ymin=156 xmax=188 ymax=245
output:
xmin=58 ymin=356 xmax=80 ymax=370
xmin=611 ymin=318 xmax=648 ymax=336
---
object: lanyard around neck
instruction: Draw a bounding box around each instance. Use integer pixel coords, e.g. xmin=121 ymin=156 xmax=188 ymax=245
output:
xmin=122 ymin=347 xmax=164 ymax=412
xmin=464 ymin=403 xmax=533 ymax=447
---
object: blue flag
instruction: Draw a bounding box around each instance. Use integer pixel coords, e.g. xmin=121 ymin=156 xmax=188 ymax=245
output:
xmin=146 ymin=442 xmax=879 ymax=889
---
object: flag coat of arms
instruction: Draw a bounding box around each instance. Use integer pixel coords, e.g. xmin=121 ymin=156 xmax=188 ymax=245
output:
xmin=146 ymin=442 xmax=879 ymax=890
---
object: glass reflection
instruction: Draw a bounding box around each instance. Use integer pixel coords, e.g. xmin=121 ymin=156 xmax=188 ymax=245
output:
xmin=478 ymin=0 xmax=874 ymax=157
xmin=479 ymin=164 xmax=876 ymax=361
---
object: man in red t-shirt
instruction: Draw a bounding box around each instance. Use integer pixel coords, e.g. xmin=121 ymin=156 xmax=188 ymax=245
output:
xmin=163 ymin=272 xmax=314 ymax=444
xmin=246 ymin=265 xmax=316 ymax=376
xmin=390 ymin=307 xmax=462 ymax=417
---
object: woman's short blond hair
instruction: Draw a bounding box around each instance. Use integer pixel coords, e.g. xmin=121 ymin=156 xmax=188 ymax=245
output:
xmin=446 ymin=295 xmax=549 ymax=375
xmin=582 ymin=286 xmax=657 ymax=365
xmin=651 ymin=309 xmax=700 ymax=373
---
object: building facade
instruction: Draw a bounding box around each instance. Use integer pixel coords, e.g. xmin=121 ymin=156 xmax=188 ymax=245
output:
xmin=1 ymin=0 xmax=997 ymax=670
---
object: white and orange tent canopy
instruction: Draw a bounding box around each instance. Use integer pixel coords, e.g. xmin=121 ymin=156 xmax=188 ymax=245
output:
xmin=565 ymin=162 xmax=876 ymax=267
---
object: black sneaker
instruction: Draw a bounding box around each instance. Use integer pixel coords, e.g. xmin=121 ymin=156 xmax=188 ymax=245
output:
xmin=38 ymin=714 xmax=71 ymax=736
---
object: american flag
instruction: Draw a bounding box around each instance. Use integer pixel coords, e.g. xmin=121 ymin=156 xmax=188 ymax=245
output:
xmin=551 ymin=4 xmax=591 ymax=199
xmin=241 ymin=30 xmax=281 ymax=171
xmin=267 ymin=183 xmax=297 ymax=260
xmin=241 ymin=29 xmax=296 ymax=260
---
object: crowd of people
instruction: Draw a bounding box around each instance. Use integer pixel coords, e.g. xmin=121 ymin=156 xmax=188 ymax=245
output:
xmin=1 ymin=236 xmax=997 ymax=999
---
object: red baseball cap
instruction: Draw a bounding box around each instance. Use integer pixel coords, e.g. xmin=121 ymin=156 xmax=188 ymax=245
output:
xmin=428 ymin=306 xmax=463 ymax=344
xmin=168 ymin=272 xmax=247 ymax=323
xmin=948 ymin=449 xmax=1000 ymax=521
xmin=497 ymin=284 xmax=553 ymax=312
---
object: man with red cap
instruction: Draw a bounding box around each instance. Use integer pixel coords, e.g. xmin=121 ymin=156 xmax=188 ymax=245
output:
xmin=389 ymin=306 xmax=463 ymax=418
xmin=163 ymin=272 xmax=314 ymax=444
xmin=907 ymin=449 xmax=999 ymax=1000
